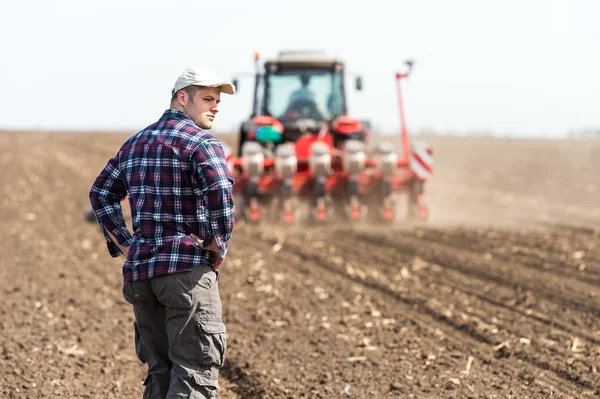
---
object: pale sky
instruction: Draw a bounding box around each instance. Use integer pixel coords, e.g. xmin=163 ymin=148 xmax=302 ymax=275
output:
xmin=1 ymin=0 xmax=598 ymax=137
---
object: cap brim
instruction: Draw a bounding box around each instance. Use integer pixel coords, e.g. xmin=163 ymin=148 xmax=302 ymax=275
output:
xmin=208 ymin=82 xmax=235 ymax=95
xmin=172 ymin=81 xmax=236 ymax=95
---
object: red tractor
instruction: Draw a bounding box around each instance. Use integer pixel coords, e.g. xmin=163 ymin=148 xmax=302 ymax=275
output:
xmin=226 ymin=50 xmax=433 ymax=225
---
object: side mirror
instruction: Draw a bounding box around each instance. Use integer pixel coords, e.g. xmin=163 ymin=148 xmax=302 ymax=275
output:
xmin=355 ymin=76 xmax=363 ymax=91
xmin=232 ymin=78 xmax=239 ymax=92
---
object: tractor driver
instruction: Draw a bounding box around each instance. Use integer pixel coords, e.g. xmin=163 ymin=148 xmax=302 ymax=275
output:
xmin=284 ymin=74 xmax=325 ymax=120
xmin=289 ymin=74 xmax=315 ymax=105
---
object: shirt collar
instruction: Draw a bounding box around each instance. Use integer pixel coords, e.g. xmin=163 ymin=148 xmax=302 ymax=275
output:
xmin=161 ymin=108 xmax=194 ymax=124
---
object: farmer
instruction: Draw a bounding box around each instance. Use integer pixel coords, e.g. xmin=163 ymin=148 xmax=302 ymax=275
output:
xmin=288 ymin=73 xmax=315 ymax=105
xmin=285 ymin=74 xmax=326 ymax=120
xmin=89 ymin=67 xmax=236 ymax=398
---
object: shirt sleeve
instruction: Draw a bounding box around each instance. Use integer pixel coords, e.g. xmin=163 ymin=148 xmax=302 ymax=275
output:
xmin=191 ymin=138 xmax=235 ymax=265
xmin=88 ymin=152 xmax=134 ymax=257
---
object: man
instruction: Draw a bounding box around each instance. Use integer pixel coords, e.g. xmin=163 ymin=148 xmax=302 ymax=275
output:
xmin=288 ymin=74 xmax=315 ymax=106
xmin=89 ymin=67 xmax=236 ymax=398
xmin=285 ymin=74 xmax=326 ymax=120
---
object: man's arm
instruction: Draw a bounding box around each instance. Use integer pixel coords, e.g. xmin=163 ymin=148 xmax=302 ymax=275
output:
xmin=191 ymin=138 xmax=235 ymax=267
xmin=89 ymin=152 xmax=133 ymax=258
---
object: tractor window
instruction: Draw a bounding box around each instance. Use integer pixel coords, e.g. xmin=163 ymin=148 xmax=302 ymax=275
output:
xmin=266 ymin=69 xmax=345 ymax=122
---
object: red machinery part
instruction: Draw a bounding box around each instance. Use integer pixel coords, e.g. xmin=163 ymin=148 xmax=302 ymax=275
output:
xmin=332 ymin=115 xmax=361 ymax=134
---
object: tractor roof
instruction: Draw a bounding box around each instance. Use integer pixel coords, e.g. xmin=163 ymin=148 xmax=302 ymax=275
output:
xmin=265 ymin=51 xmax=344 ymax=70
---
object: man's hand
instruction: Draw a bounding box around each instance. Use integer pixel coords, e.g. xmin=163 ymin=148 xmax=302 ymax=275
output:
xmin=107 ymin=231 xmax=130 ymax=258
xmin=118 ymin=244 xmax=130 ymax=258
xmin=190 ymin=234 xmax=223 ymax=265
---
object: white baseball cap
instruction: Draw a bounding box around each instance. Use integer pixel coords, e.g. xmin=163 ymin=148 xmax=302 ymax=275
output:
xmin=171 ymin=67 xmax=236 ymax=95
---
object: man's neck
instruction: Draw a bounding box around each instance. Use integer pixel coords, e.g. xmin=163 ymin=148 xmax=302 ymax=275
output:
xmin=170 ymin=103 xmax=185 ymax=113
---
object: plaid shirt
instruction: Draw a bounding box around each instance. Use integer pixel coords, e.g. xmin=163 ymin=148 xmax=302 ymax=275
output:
xmin=89 ymin=109 xmax=235 ymax=281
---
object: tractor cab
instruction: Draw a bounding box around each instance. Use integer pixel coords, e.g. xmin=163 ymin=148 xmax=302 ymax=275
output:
xmin=234 ymin=51 xmax=368 ymax=157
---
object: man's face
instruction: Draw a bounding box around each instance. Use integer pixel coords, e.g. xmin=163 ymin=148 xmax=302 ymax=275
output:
xmin=180 ymin=86 xmax=221 ymax=130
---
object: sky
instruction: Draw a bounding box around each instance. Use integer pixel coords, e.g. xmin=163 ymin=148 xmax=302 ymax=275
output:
xmin=0 ymin=0 xmax=598 ymax=137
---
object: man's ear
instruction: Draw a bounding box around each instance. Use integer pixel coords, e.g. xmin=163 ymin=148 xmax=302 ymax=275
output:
xmin=177 ymin=90 xmax=188 ymax=106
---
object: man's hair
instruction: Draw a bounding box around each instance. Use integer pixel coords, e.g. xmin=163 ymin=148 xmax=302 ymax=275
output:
xmin=171 ymin=85 xmax=200 ymax=102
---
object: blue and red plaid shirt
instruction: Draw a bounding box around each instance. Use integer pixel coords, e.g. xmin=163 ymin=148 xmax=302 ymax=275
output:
xmin=89 ymin=109 xmax=235 ymax=281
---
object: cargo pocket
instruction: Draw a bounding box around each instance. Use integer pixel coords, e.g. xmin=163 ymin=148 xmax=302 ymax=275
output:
xmin=134 ymin=322 xmax=148 ymax=364
xmin=192 ymin=373 xmax=218 ymax=398
xmin=190 ymin=319 xmax=226 ymax=396
xmin=196 ymin=319 xmax=227 ymax=368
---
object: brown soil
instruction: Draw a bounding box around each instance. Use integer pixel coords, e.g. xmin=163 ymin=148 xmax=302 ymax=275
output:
xmin=1 ymin=131 xmax=599 ymax=398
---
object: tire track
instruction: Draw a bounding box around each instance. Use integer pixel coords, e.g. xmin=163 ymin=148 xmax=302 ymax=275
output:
xmin=410 ymin=227 xmax=600 ymax=279
xmin=304 ymin=229 xmax=600 ymax=391
xmin=321 ymin=232 xmax=600 ymax=346
xmin=348 ymin=229 xmax=600 ymax=320
xmin=242 ymin=227 xmax=589 ymax=396
xmin=224 ymin=233 xmax=471 ymax=397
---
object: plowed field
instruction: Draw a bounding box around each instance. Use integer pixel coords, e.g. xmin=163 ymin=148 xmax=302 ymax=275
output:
xmin=1 ymin=131 xmax=599 ymax=398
